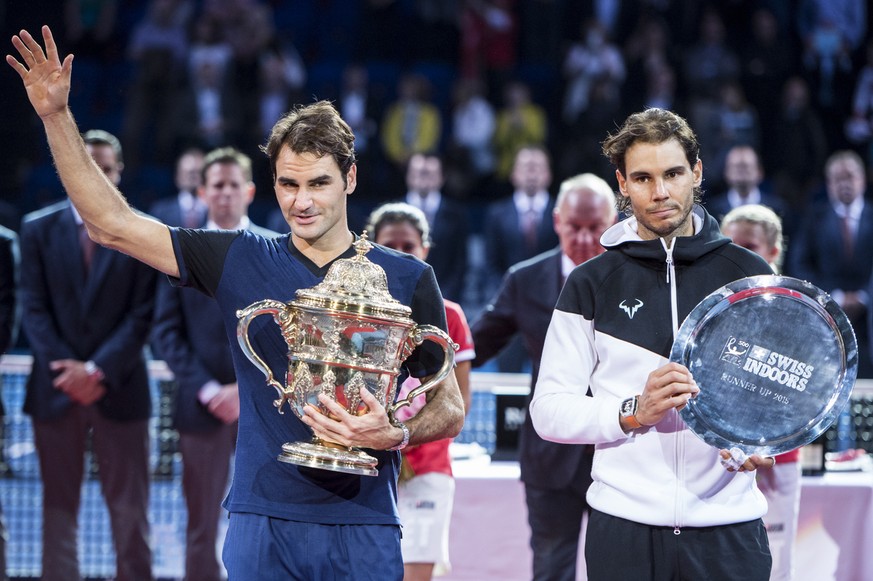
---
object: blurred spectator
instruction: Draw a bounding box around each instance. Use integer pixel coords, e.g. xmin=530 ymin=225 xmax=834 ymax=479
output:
xmin=493 ymin=80 xmax=547 ymax=180
xmin=449 ymin=77 xmax=496 ymax=180
xmin=338 ymin=64 xmax=384 ymax=201
xmin=186 ymin=8 xmax=232 ymax=89
xmin=621 ymin=16 xmax=682 ymax=114
xmin=785 ymin=150 xmax=873 ymax=378
xmin=796 ymin=0 xmax=864 ymax=147
xmin=682 ymin=8 xmax=740 ymax=104
xmin=64 ymin=0 xmax=120 ymax=58
xmin=739 ymin=7 xmax=797 ymax=142
xmin=765 ymin=76 xmax=828 ymax=236
xmin=707 ymin=80 xmax=762 ymax=186
xmin=846 ymin=38 xmax=873 ymax=176
xmin=557 ymin=76 xmax=621 ymax=184
xmin=173 ymin=49 xmax=243 ymax=152
xmin=459 ymin=0 xmax=518 ymax=101
xmin=560 ymin=18 xmax=625 ymax=127
xmin=483 ymin=145 xmax=557 ymax=329
xmin=706 ymin=145 xmax=785 ymax=224
xmin=380 ymin=73 xmax=443 ymax=182
xmin=123 ymin=0 xmax=193 ymax=168
xmin=402 ymin=154 xmax=469 ymax=303
xmin=255 ymin=39 xmax=307 ymax=143
xmin=147 ymin=148 xmax=206 ymax=229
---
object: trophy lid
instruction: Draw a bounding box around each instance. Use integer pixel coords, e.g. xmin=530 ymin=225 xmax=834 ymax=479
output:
xmin=293 ymin=233 xmax=413 ymax=319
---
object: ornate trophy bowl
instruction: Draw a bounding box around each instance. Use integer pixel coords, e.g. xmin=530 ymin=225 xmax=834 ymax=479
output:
xmin=670 ymin=275 xmax=857 ymax=457
xmin=236 ymin=235 xmax=456 ymax=476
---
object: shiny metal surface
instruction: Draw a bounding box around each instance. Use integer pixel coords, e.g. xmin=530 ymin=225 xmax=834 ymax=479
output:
xmin=671 ymin=275 xmax=857 ymax=456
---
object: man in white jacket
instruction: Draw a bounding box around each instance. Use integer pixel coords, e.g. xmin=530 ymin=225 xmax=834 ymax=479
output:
xmin=529 ymin=108 xmax=775 ymax=581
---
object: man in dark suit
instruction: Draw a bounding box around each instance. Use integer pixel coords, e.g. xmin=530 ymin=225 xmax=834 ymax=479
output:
xmin=148 ymin=147 xmax=207 ymax=228
xmin=786 ymin=149 xmax=873 ymax=378
xmin=484 ymin=145 xmax=559 ymax=298
xmin=403 ymin=153 xmax=469 ymax=302
xmin=482 ymin=145 xmax=559 ymax=372
xmin=0 ymin=225 xmax=18 ymax=581
xmin=19 ymin=130 xmax=156 ymax=581
xmin=471 ymin=173 xmax=617 ymax=581
xmin=152 ymin=147 xmax=277 ymax=581
xmin=704 ymin=145 xmax=785 ymax=223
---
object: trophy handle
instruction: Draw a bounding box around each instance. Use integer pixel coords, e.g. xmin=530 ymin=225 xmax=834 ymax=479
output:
xmin=236 ymin=299 xmax=293 ymax=413
xmin=388 ymin=325 xmax=458 ymax=420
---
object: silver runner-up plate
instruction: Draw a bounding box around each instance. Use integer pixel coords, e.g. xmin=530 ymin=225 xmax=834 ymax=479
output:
xmin=670 ymin=275 xmax=858 ymax=456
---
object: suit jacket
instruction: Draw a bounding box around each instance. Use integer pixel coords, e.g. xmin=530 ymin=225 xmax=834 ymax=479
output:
xmin=785 ymin=200 xmax=873 ymax=376
xmin=21 ymin=200 xmax=157 ymax=421
xmin=471 ymin=248 xmax=591 ymax=490
xmin=19 ymin=201 xmax=157 ymax=422
xmin=704 ymin=188 xmax=786 ymax=224
xmin=406 ymin=194 xmax=469 ymax=303
xmin=148 ymin=194 xmax=206 ymax=229
xmin=483 ymin=195 xmax=558 ymax=296
xmin=151 ymin=223 xmax=277 ymax=433
xmin=0 ymin=226 xmax=19 ymax=356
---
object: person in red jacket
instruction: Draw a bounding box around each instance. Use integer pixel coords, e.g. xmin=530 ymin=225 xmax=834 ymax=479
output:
xmin=367 ymin=202 xmax=475 ymax=581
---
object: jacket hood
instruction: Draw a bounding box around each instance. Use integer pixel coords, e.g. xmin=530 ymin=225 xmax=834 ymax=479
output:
xmin=599 ymin=204 xmax=731 ymax=263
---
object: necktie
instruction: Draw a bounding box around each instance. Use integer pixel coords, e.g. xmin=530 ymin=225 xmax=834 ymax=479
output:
xmin=841 ymin=214 xmax=854 ymax=259
xmin=80 ymin=224 xmax=96 ymax=274
xmin=523 ymin=207 xmax=539 ymax=253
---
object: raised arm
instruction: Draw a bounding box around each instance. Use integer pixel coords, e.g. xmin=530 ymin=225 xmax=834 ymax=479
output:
xmin=7 ymin=26 xmax=179 ymax=277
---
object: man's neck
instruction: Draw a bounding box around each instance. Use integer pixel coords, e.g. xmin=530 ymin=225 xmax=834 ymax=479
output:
xmin=292 ymin=229 xmax=354 ymax=268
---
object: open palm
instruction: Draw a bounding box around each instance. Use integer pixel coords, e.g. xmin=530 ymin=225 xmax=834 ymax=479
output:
xmin=6 ymin=26 xmax=72 ymax=120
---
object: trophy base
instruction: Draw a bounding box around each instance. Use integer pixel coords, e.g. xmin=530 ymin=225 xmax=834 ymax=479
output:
xmin=278 ymin=441 xmax=379 ymax=477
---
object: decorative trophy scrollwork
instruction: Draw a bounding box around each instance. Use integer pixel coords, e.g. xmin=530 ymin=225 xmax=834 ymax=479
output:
xmin=236 ymin=234 xmax=456 ymax=476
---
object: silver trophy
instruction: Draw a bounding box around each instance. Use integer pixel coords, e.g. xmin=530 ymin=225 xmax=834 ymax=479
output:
xmin=671 ymin=275 xmax=857 ymax=457
xmin=236 ymin=235 xmax=456 ymax=476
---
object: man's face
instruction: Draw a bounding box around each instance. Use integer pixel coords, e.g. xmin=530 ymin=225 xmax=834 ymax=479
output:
xmin=827 ymin=158 xmax=866 ymax=206
xmin=511 ymin=149 xmax=551 ymax=196
xmin=406 ymin=155 xmax=443 ymax=195
xmin=198 ymin=162 xmax=254 ymax=228
xmin=615 ymin=138 xmax=701 ymax=240
xmin=723 ymin=221 xmax=778 ymax=266
xmin=176 ymin=151 xmax=204 ymax=193
xmin=86 ymin=143 xmax=122 ymax=186
xmin=374 ymin=221 xmax=427 ymax=261
xmin=723 ymin=147 xmax=761 ymax=191
xmin=554 ymin=188 xmax=616 ymax=265
xmin=273 ymin=147 xmax=355 ymax=245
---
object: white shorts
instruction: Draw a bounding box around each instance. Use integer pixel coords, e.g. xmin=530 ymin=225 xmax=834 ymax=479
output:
xmin=397 ymin=472 xmax=456 ymax=576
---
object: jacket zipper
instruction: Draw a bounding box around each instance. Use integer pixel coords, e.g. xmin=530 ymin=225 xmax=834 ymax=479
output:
xmin=661 ymin=237 xmax=683 ymax=532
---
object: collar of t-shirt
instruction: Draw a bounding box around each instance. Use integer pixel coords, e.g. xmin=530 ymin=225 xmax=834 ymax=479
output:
xmin=726 ymin=187 xmax=761 ymax=209
xmin=513 ymin=190 xmax=549 ymax=217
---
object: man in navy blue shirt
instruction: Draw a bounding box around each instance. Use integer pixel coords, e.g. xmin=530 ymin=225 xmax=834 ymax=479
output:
xmin=10 ymin=26 xmax=464 ymax=581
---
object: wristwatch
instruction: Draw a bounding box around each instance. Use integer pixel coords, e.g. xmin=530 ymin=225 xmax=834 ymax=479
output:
xmin=388 ymin=421 xmax=410 ymax=451
xmin=84 ymin=360 xmax=105 ymax=382
xmin=620 ymin=396 xmax=642 ymax=430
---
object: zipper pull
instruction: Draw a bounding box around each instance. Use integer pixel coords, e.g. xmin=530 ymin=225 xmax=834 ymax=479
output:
xmin=673 ymin=527 xmax=681 ymax=535
xmin=665 ymin=254 xmax=673 ymax=284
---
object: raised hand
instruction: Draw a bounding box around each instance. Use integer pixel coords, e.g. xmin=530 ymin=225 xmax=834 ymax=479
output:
xmin=6 ymin=26 xmax=73 ymax=120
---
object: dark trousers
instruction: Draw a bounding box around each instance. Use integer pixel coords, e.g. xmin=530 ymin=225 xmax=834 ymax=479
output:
xmin=525 ymin=483 xmax=589 ymax=581
xmin=33 ymin=406 xmax=153 ymax=581
xmin=585 ymin=509 xmax=772 ymax=581
xmin=179 ymin=422 xmax=237 ymax=581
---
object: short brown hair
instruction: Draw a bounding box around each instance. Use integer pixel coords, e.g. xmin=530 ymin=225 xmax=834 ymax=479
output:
xmin=602 ymin=108 xmax=701 ymax=213
xmin=261 ymin=100 xmax=356 ymax=184
xmin=202 ymin=147 xmax=252 ymax=183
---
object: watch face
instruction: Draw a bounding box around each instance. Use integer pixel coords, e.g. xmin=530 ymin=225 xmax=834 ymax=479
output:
xmin=620 ymin=397 xmax=636 ymax=416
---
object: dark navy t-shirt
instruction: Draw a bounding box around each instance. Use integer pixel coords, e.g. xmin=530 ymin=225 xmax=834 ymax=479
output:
xmin=169 ymin=228 xmax=447 ymax=525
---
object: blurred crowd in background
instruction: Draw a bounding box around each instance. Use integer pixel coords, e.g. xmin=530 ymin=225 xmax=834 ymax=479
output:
xmin=1 ymin=0 xmax=872 ymax=318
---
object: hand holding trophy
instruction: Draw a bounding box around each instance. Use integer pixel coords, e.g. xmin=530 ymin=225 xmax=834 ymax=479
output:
xmin=237 ymin=234 xmax=456 ymax=476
